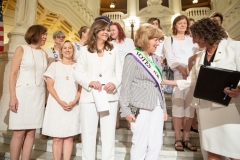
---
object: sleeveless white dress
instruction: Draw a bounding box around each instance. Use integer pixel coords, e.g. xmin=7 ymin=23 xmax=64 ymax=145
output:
xmin=42 ymin=62 xmax=81 ymax=137
xmin=9 ymin=45 xmax=47 ymax=129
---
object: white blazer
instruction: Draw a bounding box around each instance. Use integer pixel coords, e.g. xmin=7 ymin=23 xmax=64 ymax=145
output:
xmin=177 ymin=39 xmax=240 ymax=108
xmin=74 ymin=46 xmax=122 ymax=103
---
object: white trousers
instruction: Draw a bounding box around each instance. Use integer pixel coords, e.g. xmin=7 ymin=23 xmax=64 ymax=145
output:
xmin=80 ymin=101 xmax=118 ymax=160
xmin=130 ymin=105 xmax=164 ymax=160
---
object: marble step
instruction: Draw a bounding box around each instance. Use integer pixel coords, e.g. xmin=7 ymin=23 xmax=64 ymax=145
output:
xmin=0 ymin=142 xmax=203 ymax=160
xmin=0 ymin=128 xmax=200 ymax=150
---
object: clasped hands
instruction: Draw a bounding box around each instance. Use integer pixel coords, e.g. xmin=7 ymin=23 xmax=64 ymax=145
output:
xmin=58 ymin=100 xmax=77 ymax=111
xmin=89 ymin=81 xmax=116 ymax=92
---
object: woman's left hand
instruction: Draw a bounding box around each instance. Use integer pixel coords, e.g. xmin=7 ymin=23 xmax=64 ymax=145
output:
xmin=103 ymin=82 xmax=116 ymax=92
xmin=67 ymin=101 xmax=77 ymax=109
xmin=224 ymin=86 xmax=240 ymax=98
xmin=163 ymin=113 xmax=168 ymax=121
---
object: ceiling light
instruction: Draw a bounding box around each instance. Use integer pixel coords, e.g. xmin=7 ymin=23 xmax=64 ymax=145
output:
xmin=110 ymin=2 xmax=115 ymax=8
xmin=193 ymin=0 xmax=198 ymax=4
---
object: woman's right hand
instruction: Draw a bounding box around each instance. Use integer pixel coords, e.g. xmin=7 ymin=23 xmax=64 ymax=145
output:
xmin=125 ymin=114 xmax=136 ymax=123
xmin=9 ymin=96 xmax=18 ymax=113
xmin=58 ymin=100 xmax=72 ymax=111
xmin=89 ymin=81 xmax=102 ymax=91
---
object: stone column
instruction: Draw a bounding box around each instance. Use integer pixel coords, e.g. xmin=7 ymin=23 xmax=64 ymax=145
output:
xmin=127 ymin=0 xmax=138 ymax=16
xmin=169 ymin=0 xmax=182 ymax=14
xmin=0 ymin=0 xmax=37 ymax=130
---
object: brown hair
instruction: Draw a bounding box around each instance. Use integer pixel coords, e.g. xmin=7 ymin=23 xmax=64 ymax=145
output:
xmin=59 ymin=40 xmax=75 ymax=59
xmin=190 ymin=18 xmax=228 ymax=46
xmin=110 ymin=22 xmax=126 ymax=42
xmin=78 ymin=26 xmax=90 ymax=39
xmin=134 ymin=23 xmax=163 ymax=52
xmin=171 ymin=15 xmax=190 ymax=36
xmin=85 ymin=19 xmax=113 ymax=53
xmin=25 ymin=25 xmax=47 ymax=44
xmin=147 ymin=17 xmax=162 ymax=30
xmin=209 ymin=12 xmax=223 ymax=24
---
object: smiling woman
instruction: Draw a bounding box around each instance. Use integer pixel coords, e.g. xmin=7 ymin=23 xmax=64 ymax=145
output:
xmin=73 ymin=17 xmax=122 ymax=160
xmin=8 ymin=24 xmax=48 ymax=160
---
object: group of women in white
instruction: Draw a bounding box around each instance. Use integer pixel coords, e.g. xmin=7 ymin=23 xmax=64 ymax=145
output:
xmin=8 ymin=13 xmax=240 ymax=160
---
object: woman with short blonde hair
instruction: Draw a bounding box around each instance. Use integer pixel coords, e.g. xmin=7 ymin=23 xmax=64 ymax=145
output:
xmin=120 ymin=23 xmax=168 ymax=160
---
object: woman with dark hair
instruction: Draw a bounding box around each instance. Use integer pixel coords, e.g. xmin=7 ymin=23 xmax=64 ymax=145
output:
xmin=120 ymin=23 xmax=167 ymax=160
xmin=163 ymin=14 xmax=199 ymax=152
xmin=73 ymin=26 xmax=90 ymax=61
xmin=73 ymin=18 xmax=122 ymax=160
xmin=110 ymin=22 xmax=135 ymax=129
xmin=147 ymin=17 xmax=162 ymax=30
xmin=164 ymin=18 xmax=240 ymax=160
xmin=9 ymin=24 xmax=48 ymax=159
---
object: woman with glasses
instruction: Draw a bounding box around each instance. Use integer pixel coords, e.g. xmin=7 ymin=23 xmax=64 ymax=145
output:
xmin=45 ymin=30 xmax=65 ymax=62
xmin=74 ymin=17 xmax=122 ymax=160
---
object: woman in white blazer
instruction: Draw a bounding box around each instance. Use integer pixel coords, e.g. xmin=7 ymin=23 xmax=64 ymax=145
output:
xmin=73 ymin=17 xmax=122 ymax=160
xmin=164 ymin=18 xmax=240 ymax=160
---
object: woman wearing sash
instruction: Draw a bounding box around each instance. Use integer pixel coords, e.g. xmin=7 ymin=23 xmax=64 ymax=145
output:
xmin=120 ymin=23 xmax=168 ymax=160
xmin=45 ymin=30 xmax=65 ymax=62
xmin=164 ymin=18 xmax=240 ymax=160
xmin=163 ymin=15 xmax=199 ymax=152
xmin=73 ymin=17 xmax=122 ymax=160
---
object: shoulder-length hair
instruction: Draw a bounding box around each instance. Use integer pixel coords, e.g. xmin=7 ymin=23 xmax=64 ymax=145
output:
xmin=171 ymin=15 xmax=190 ymax=36
xmin=134 ymin=23 xmax=164 ymax=52
xmin=110 ymin=22 xmax=126 ymax=42
xmin=85 ymin=20 xmax=113 ymax=53
xmin=59 ymin=40 xmax=75 ymax=59
xmin=190 ymin=18 xmax=228 ymax=46
xmin=25 ymin=25 xmax=47 ymax=44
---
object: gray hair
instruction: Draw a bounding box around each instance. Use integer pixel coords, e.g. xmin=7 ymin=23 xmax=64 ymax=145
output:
xmin=52 ymin=30 xmax=65 ymax=39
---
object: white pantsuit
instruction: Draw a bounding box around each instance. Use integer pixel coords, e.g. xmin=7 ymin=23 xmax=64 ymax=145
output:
xmin=74 ymin=46 xmax=122 ymax=160
xmin=130 ymin=105 xmax=164 ymax=160
xmin=80 ymin=101 xmax=118 ymax=160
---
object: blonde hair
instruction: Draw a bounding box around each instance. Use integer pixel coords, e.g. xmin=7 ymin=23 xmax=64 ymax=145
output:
xmin=134 ymin=23 xmax=164 ymax=51
xmin=59 ymin=40 xmax=75 ymax=59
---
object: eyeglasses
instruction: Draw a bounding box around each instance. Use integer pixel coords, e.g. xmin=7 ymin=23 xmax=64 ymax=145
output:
xmin=56 ymin=35 xmax=66 ymax=39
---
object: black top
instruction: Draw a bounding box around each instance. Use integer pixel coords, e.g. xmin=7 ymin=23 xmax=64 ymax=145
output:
xmin=204 ymin=49 xmax=217 ymax=66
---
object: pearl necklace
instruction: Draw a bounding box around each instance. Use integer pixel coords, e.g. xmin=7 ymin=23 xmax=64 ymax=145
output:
xmin=207 ymin=51 xmax=214 ymax=56
xmin=31 ymin=47 xmax=45 ymax=86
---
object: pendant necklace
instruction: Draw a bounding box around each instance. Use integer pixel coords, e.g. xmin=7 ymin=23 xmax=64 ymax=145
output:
xmin=62 ymin=63 xmax=72 ymax=80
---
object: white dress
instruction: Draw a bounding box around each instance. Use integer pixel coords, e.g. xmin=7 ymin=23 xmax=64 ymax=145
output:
xmin=42 ymin=61 xmax=81 ymax=137
xmin=9 ymin=45 xmax=47 ymax=129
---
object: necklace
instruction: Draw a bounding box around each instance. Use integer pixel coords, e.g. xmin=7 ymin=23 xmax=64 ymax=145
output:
xmin=62 ymin=63 xmax=72 ymax=80
xmin=31 ymin=47 xmax=45 ymax=86
xmin=51 ymin=47 xmax=58 ymax=59
xmin=207 ymin=51 xmax=214 ymax=56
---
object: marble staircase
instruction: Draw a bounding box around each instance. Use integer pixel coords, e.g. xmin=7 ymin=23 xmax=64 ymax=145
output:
xmin=0 ymin=95 xmax=203 ymax=160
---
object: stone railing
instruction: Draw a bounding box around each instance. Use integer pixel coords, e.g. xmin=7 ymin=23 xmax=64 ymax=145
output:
xmin=102 ymin=12 xmax=125 ymax=21
xmin=185 ymin=7 xmax=210 ymax=20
